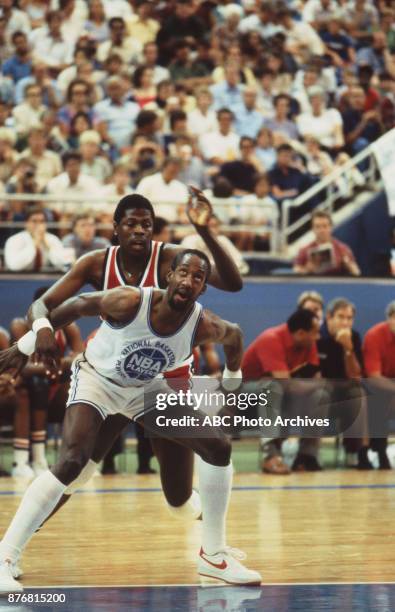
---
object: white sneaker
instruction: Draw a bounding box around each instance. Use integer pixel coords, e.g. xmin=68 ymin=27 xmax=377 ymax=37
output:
xmin=32 ymin=460 xmax=49 ymax=477
xmin=11 ymin=463 xmax=35 ymax=479
xmin=198 ymin=546 xmax=262 ymax=585
xmin=0 ymin=561 xmax=23 ymax=593
xmin=11 ymin=562 xmax=23 ymax=580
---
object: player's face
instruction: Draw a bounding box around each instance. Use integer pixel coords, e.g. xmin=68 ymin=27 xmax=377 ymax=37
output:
xmin=167 ymin=255 xmax=207 ymax=311
xmin=115 ymin=208 xmax=153 ymax=255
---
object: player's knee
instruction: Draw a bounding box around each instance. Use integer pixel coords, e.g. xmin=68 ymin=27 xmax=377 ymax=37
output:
xmin=55 ymin=449 xmax=90 ymax=485
xmin=200 ymin=437 xmax=231 ymax=466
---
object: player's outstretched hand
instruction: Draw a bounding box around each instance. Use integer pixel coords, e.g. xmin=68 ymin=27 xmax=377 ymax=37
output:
xmin=34 ymin=328 xmax=60 ymax=373
xmin=0 ymin=345 xmax=28 ymax=378
xmin=186 ymin=185 xmax=213 ymax=228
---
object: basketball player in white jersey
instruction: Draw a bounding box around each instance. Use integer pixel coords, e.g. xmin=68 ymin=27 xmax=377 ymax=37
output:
xmin=0 ymin=188 xmax=243 ymax=532
xmin=0 ymin=250 xmax=261 ymax=591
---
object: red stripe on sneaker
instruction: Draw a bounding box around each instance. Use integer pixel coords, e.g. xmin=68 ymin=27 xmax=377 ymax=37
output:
xmin=200 ymin=549 xmax=227 ymax=570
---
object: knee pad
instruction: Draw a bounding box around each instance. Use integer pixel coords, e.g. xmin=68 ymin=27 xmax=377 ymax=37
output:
xmin=65 ymin=459 xmax=98 ymax=494
xmin=167 ymin=489 xmax=202 ymax=520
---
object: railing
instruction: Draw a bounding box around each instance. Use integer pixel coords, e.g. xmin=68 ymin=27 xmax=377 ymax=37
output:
xmin=280 ymin=144 xmax=380 ymax=251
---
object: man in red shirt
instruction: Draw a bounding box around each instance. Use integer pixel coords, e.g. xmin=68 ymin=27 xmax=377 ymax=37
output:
xmin=362 ymin=301 xmax=395 ymax=469
xmin=293 ymin=211 xmax=360 ymax=276
xmin=242 ymin=309 xmax=324 ymax=474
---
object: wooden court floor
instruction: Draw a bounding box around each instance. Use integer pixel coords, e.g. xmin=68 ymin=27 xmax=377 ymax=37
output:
xmin=0 ymin=470 xmax=394 ymax=588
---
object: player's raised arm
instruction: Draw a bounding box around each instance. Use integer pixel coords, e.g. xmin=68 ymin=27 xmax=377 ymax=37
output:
xmin=165 ymin=186 xmax=243 ymax=292
xmin=194 ymin=309 xmax=243 ymax=389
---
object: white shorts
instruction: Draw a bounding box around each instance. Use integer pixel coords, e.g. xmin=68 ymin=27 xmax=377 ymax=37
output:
xmin=67 ymin=355 xmax=169 ymax=421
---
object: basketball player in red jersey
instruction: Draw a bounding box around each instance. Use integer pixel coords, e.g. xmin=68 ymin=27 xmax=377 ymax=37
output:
xmin=4 ymin=187 xmax=242 ymax=524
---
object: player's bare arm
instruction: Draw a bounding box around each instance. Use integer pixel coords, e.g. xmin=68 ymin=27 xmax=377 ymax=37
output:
xmin=161 ymin=187 xmax=243 ymax=293
xmin=194 ymin=309 xmax=243 ymax=372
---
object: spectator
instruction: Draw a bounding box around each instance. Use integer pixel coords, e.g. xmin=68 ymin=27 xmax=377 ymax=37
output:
xmin=269 ymin=143 xmax=312 ymax=204
xmin=67 ymin=112 xmax=93 ymax=150
xmin=181 ymin=215 xmax=249 ymax=275
xmin=32 ymin=10 xmax=73 ymax=73
xmin=84 ymin=0 xmax=109 ymax=43
xmin=186 ymin=88 xmax=218 ymax=138
xmin=156 ymin=0 xmax=205 ymax=64
xmin=141 ymin=41 xmax=170 ymax=85
xmin=341 ymin=86 xmax=382 ymax=157
xmin=220 ymin=137 xmax=262 ymax=195
xmin=15 ymin=59 xmax=61 ymax=107
xmin=297 ymin=290 xmax=324 ymax=324
xmin=210 ymin=62 xmax=244 ymax=114
xmin=255 ymin=127 xmax=277 ymax=171
xmin=18 ymin=126 xmax=62 ymax=190
xmin=379 ymin=71 xmax=395 ymax=131
xmin=97 ymin=17 xmax=141 ymax=65
xmin=199 ymin=108 xmax=240 ymax=166
xmin=102 ymin=162 xmax=134 ymax=201
xmin=79 ymin=130 xmax=112 ymax=183
xmin=126 ymin=0 xmax=160 ymax=45
xmin=94 ymin=76 xmax=140 ymax=151
xmin=318 ymin=297 xmax=372 ymax=469
xmin=2 ymin=31 xmax=32 ymax=83
xmin=12 ymin=84 xmax=46 ymax=140
xmin=0 ymin=128 xmax=17 ymax=184
xmin=57 ymin=79 xmax=96 ymax=138
xmin=241 ymin=308 xmax=324 ymax=474
xmin=136 ymin=157 xmax=188 ymax=222
xmin=120 ymin=135 xmax=163 ymax=186
xmin=2 ymin=0 xmax=31 ymax=40
xmin=46 ymin=151 xmax=102 ymax=213
xmin=235 ymin=87 xmax=264 ymax=139
xmin=153 ymin=216 xmax=172 ymax=243
xmin=297 ymin=86 xmax=344 ymax=154
xmin=264 ymin=94 xmax=299 ymax=141
xmin=278 ymin=7 xmax=325 ymax=65
xmin=62 ymin=213 xmax=110 ymax=259
xmin=363 ymin=301 xmax=395 ymax=470
xmin=132 ymin=65 xmax=157 ymax=108
xmin=303 ymin=136 xmax=334 ymax=178
xmin=293 ymin=210 xmax=361 ymax=276
xmin=4 ymin=206 xmax=69 ymax=271
xmin=357 ymin=32 xmax=395 ymax=77
xmin=173 ymin=136 xmax=207 ymax=190
xmin=169 ymin=39 xmax=211 ymax=89
xmin=320 ymin=14 xmax=356 ymax=68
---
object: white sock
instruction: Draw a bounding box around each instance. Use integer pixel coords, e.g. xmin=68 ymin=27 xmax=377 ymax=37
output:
xmin=198 ymin=458 xmax=233 ymax=555
xmin=0 ymin=471 xmax=66 ymax=563
xmin=65 ymin=459 xmax=98 ymax=494
xmin=32 ymin=443 xmax=47 ymax=465
xmin=13 ymin=448 xmax=29 ymax=466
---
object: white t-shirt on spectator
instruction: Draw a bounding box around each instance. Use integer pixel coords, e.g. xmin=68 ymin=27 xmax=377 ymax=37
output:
xmin=199 ymin=131 xmax=240 ymax=163
xmin=102 ymin=0 xmax=134 ymax=20
xmin=4 ymin=230 xmax=69 ymax=271
xmin=187 ymin=108 xmax=218 ymax=138
xmin=19 ymin=148 xmax=62 ymax=190
xmin=136 ymin=172 xmax=188 ymax=222
xmin=296 ymin=109 xmax=343 ymax=148
xmin=33 ymin=35 xmax=74 ymax=67
xmin=4 ymin=9 xmax=31 ymax=41
xmin=12 ymin=103 xmax=46 ymax=136
xmin=97 ymin=37 xmax=141 ymax=65
xmin=94 ymin=98 xmax=140 ymax=149
xmin=46 ymin=172 xmax=103 ymax=212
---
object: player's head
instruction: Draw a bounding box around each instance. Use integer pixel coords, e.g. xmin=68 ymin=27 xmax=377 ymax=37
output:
xmin=113 ymin=194 xmax=155 ymax=255
xmin=166 ymin=250 xmax=211 ymax=311
xmin=287 ymin=308 xmax=320 ymax=348
xmin=297 ymin=290 xmax=324 ymax=324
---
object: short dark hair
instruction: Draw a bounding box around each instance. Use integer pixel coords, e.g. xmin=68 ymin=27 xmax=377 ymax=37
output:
xmin=311 ymin=210 xmax=332 ymax=224
xmin=11 ymin=30 xmax=26 ymax=44
xmin=240 ymin=136 xmax=255 ymax=148
xmin=326 ymin=297 xmax=355 ymax=317
xmin=109 ymin=17 xmax=125 ymax=29
xmin=136 ymin=110 xmax=158 ymax=129
xmin=277 ymin=143 xmax=293 ymax=154
xmin=217 ymin=107 xmax=233 ymax=120
xmin=62 ymin=151 xmax=82 ymax=167
xmin=113 ymin=194 xmax=155 ymax=224
xmin=132 ymin=64 xmax=151 ymax=88
xmin=274 ymin=93 xmax=290 ymax=106
xmin=170 ymin=249 xmax=212 ymax=281
xmin=72 ymin=213 xmax=94 ymax=229
xmin=287 ymin=309 xmax=317 ymax=333
xmin=25 ymin=207 xmax=46 ymax=221
xmin=170 ymin=110 xmax=187 ymax=130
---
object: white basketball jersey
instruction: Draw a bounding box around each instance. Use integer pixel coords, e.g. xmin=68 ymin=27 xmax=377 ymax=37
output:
xmin=85 ymin=287 xmax=203 ymax=387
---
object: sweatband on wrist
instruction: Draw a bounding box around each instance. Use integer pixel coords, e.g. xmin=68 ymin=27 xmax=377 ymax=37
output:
xmin=222 ymin=366 xmax=242 ymax=391
xmin=32 ymin=318 xmax=53 ymax=334
xmin=17 ymin=331 xmax=37 ymax=356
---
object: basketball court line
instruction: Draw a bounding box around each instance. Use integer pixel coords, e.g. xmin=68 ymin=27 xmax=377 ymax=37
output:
xmin=1 ymin=482 xmax=395 ymax=496
xmin=12 ymin=581 xmax=395 ymax=588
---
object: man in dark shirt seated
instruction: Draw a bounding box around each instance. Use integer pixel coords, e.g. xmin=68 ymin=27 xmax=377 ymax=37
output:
xmin=219 ymin=137 xmax=260 ymax=195
xmin=341 ymin=85 xmax=382 ymax=157
xmin=268 ymin=144 xmax=313 ymax=219
xmin=318 ymin=297 xmax=372 ymax=469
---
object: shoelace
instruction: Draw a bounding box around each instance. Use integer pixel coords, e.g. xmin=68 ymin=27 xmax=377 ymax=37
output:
xmin=221 ymin=546 xmax=247 ymax=561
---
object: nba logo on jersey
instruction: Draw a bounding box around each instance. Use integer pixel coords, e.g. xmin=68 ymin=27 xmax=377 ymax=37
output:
xmin=116 ymin=340 xmax=176 ymax=383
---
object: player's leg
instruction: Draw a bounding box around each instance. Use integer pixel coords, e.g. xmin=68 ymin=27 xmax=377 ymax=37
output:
xmin=0 ymin=402 xmax=103 ymax=593
xmin=29 ymin=377 xmax=50 ymax=476
xmin=139 ymin=407 xmax=261 ymax=585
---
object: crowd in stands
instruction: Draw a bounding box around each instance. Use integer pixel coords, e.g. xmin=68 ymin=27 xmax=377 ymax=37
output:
xmin=0 ymin=0 xmax=394 ymax=272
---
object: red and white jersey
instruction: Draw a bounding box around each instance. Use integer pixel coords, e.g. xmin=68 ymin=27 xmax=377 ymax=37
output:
xmin=102 ymin=242 xmax=163 ymax=290
xmin=100 ymin=242 xmax=194 ymax=379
